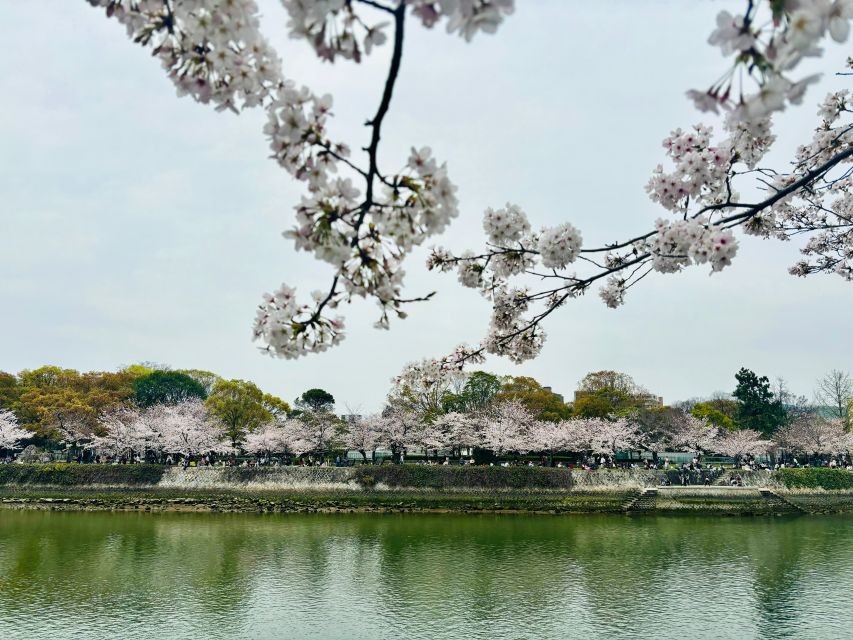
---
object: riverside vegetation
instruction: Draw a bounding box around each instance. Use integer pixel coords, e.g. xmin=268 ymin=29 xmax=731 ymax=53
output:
xmin=2 ymin=464 xmax=853 ymax=516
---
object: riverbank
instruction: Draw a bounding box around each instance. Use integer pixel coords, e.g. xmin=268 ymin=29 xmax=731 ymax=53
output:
xmin=1 ymin=464 xmax=852 ymax=515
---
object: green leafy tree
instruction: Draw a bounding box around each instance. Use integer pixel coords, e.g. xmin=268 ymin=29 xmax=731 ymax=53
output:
xmin=0 ymin=372 xmax=19 ymax=410
xmin=494 ymin=376 xmax=571 ymax=422
xmin=442 ymin=371 xmax=502 ymax=413
xmin=296 ymin=388 xmax=335 ymax=413
xmin=691 ymin=399 xmax=737 ymax=431
xmin=573 ymin=387 xmax=637 ymax=418
xmin=12 ymin=366 xmax=137 ymax=438
xmin=178 ymin=369 xmax=222 ymax=396
xmin=577 ymin=370 xmax=640 ymax=395
xmin=732 ymin=368 xmax=787 ymax=436
xmin=206 ymin=379 xmax=277 ymax=447
xmin=263 ymin=394 xmax=292 ymax=418
xmin=134 ymin=371 xmax=207 ymax=407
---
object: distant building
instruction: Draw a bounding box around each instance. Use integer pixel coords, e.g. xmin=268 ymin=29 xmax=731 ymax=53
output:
xmin=542 ymin=386 xmax=564 ymax=403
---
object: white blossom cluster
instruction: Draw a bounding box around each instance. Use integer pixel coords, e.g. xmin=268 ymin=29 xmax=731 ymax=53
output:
xmin=646 ymin=124 xmax=732 ymax=212
xmin=253 ymin=283 xmax=345 ymax=359
xmin=766 ymin=90 xmax=853 ymax=280
xmin=90 ymin=400 xmax=232 ymax=459
xmin=689 ymin=1 xmax=853 ymax=124
xmin=409 ymin=0 xmax=515 ymax=41
xmin=282 ymin=0 xmax=390 ymax=63
xmin=484 ymin=287 xmax=544 ymax=363
xmin=598 ymin=276 xmax=626 ymax=310
xmin=87 ymin=0 xmax=283 ymax=112
xmin=87 ymin=0 xmax=510 ymax=362
xmin=632 ymin=217 xmax=738 ymax=277
xmin=538 ymin=222 xmax=582 ymax=269
xmin=0 ymin=410 xmax=30 ymax=450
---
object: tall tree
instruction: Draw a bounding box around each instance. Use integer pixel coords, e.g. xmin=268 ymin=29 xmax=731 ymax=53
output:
xmin=495 ymin=376 xmax=571 ymax=422
xmin=690 ymin=399 xmax=738 ymax=431
xmin=295 ymin=388 xmax=335 ymax=413
xmin=577 ymin=370 xmax=641 ymax=395
xmin=205 ymin=379 xmax=276 ymax=448
xmin=134 ymin=371 xmax=207 ymax=407
xmin=442 ymin=371 xmax=502 ymax=413
xmin=732 ymin=368 xmax=787 ymax=436
xmin=814 ymin=369 xmax=852 ymax=430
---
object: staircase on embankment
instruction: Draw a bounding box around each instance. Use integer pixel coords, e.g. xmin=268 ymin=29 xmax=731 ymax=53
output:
xmin=623 ymin=486 xmax=806 ymax=514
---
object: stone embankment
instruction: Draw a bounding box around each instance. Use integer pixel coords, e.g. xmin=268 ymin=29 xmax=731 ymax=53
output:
xmin=0 ymin=464 xmax=851 ymax=515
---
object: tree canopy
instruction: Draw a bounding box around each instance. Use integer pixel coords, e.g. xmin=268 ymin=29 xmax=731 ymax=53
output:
xmin=295 ymin=388 xmax=335 ymax=413
xmin=732 ymin=368 xmax=787 ymax=436
xmin=134 ymin=371 xmax=207 ymax=407
xmin=205 ymin=379 xmax=285 ymax=447
xmin=494 ymin=376 xmax=571 ymax=422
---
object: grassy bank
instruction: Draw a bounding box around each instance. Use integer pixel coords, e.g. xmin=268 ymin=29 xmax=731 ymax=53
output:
xmin=0 ymin=486 xmax=627 ymax=514
xmin=2 ymin=464 xmax=853 ymax=515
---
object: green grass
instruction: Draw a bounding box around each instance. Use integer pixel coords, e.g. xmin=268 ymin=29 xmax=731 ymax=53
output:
xmin=0 ymin=486 xmax=627 ymax=514
xmin=0 ymin=463 xmax=166 ymax=486
xmin=777 ymin=468 xmax=853 ymax=490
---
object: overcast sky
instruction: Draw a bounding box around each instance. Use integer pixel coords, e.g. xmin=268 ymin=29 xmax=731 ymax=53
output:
xmin=1 ymin=0 xmax=851 ymax=411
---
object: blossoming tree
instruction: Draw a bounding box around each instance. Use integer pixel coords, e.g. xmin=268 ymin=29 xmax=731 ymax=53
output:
xmin=92 ymin=407 xmax=157 ymax=461
xmin=0 ymin=410 xmax=30 ymax=454
xmin=716 ymin=428 xmax=774 ymax=464
xmin=775 ymin=414 xmax=850 ymax=458
xmin=666 ymin=415 xmax=720 ymax=456
xmin=79 ymin=1 xmax=853 ymax=367
xmin=478 ymin=400 xmax=535 ymax=457
xmin=147 ymin=399 xmax=231 ymax=459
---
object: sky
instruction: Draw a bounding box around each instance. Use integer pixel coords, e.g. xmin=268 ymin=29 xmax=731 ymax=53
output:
xmin=1 ymin=0 xmax=852 ymax=412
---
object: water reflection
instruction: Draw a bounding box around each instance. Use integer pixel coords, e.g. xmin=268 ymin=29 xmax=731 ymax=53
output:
xmin=0 ymin=512 xmax=851 ymax=639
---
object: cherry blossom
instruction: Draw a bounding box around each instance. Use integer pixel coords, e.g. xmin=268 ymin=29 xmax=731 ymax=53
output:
xmin=342 ymin=415 xmax=381 ymax=462
xmin=0 ymin=410 xmax=30 ymax=451
xmin=92 ymin=407 xmax=157 ymax=460
xmin=83 ymin=1 xmax=853 ymax=368
xmin=478 ymin=400 xmax=535 ymax=456
xmin=145 ymin=399 xmax=231 ymax=457
xmin=665 ymin=415 xmax=719 ymax=455
xmin=243 ymin=419 xmax=309 ymax=457
xmin=715 ymin=428 xmax=774 ymax=462
xmin=776 ymin=415 xmax=851 ymax=456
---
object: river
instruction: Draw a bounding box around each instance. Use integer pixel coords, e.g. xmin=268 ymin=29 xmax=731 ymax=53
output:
xmin=0 ymin=510 xmax=851 ymax=639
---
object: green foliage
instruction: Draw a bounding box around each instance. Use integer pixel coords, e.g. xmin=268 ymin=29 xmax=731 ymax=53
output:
xmin=577 ymin=370 xmax=639 ymax=394
xmin=777 ymin=468 xmax=853 ymax=490
xmin=134 ymin=371 xmax=207 ymax=407
xmin=572 ymin=370 xmax=655 ymax=418
xmin=691 ymin=400 xmax=737 ymax=431
xmin=733 ymin=368 xmax=787 ymax=436
xmin=11 ymin=366 xmax=138 ymax=438
xmin=177 ymin=369 xmax=222 ymax=395
xmin=206 ymin=379 xmax=282 ymax=446
xmin=442 ymin=371 xmax=502 ymax=413
xmin=0 ymin=371 xmax=19 ymax=410
xmin=0 ymin=463 xmax=166 ymax=486
xmin=353 ymin=464 xmax=574 ymax=490
xmin=296 ymin=388 xmax=335 ymax=412
xmin=495 ymin=376 xmax=571 ymax=422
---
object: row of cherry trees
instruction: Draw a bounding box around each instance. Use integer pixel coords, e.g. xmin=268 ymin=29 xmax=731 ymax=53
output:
xmin=3 ymin=398 xmax=850 ymax=463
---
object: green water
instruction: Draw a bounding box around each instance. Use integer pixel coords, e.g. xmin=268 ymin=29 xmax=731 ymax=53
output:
xmin=0 ymin=511 xmax=851 ymax=639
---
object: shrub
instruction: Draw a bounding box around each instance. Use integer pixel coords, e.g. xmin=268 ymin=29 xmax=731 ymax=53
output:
xmin=777 ymin=468 xmax=853 ymax=490
xmin=354 ymin=464 xmax=573 ymax=490
xmin=0 ymin=464 xmax=166 ymax=486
